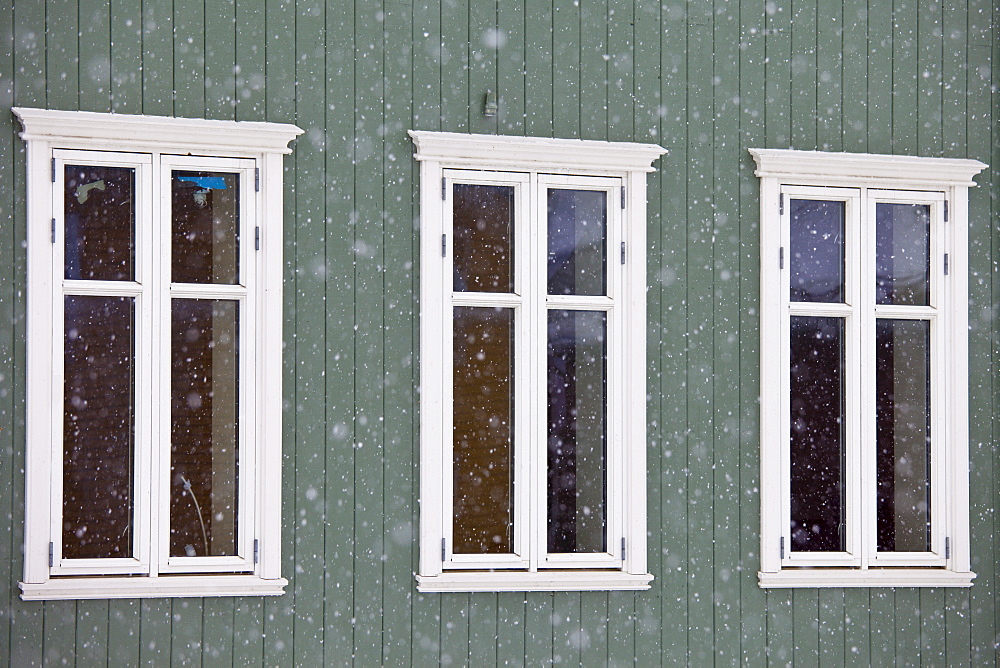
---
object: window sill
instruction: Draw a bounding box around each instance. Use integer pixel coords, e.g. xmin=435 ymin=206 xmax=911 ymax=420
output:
xmin=416 ymin=571 xmax=653 ymax=593
xmin=758 ymin=569 xmax=975 ymax=588
xmin=20 ymin=575 xmax=288 ymax=601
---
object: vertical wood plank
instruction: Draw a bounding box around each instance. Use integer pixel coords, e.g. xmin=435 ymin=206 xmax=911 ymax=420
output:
xmin=467 ymin=0 xmax=498 ymax=134
xmin=43 ymin=601 xmax=77 ymax=666
xmin=789 ymin=0 xmax=817 ymax=149
xmin=110 ymin=0 xmax=142 ymax=113
xmin=915 ymin=0 xmax=943 ymax=155
xmin=234 ymin=0 xmax=265 ymax=120
xmin=169 ymin=599 xmax=203 ymax=667
xmin=496 ymin=0 xmax=524 ymax=134
xmin=606 ymin=0 xmax=633 ymax=142
xmin=865 ymin=0 xmax=891 ymax=152
xmin=201 ymin=598 xmax=234 ymax=668
xmin=891 ymin=0 xmax=918 ymax=154
xmin=791 ymin=590 xmax=818 ymax=665
xmin=496 ymin=593 xmax=526 ymax=663
xmin=552 ymin=592 xmax=580 ymax=666
xmin=524 ymin=593 xmax=553 ymax=665
xmin=204 ymin=0 xmax=236 ymax=119
xmin=817 ymin=588 xmax=845 ymax=666
xmin=440 ymin=593 xmax=470 ymax=667
xmin=815 ymin=0 xmax=842 ymax=150
xmin=76 ymin=601 xmax=109 ymax=665
xmin=894 ymin=589 xmax=920 ymax=667
xmin=763 ymin=0 xmax=791 ymax=148
xmin=440 ymin=0 xmax=469 ymax=131
xmin=578 ymin=0 xmax=606 ymax=140
xmin=551 ymin=0 xmax=581 ymax=139
xmin=142 ymin=0 xmax=174 ymax=115
xmin=381 ymin=1 xmax=416 ymax=664
xmin=107 ymin=600 xmax=141 ymax=667
xmin=868 ymin=589 xmax=894 ymax=665
xmin=607 ymin=592 xmax=634 ymax=666
xmin=580 ymin=592 xmax=609 ymax=667
xmin=843 ymin=589 xmax=870 ymax=664
xmin=523 ymin=0 xmax=553 ymax=137
xmin=469 ymin=594 xmax=498 ymax=666
xmin=46 ymin=0 xmax=80 ymax=110
xmin=232 ymin=598 xmax=264 ymax=665
xmin=919 ymin=588 xmax=946 ymax=664
xmin=138 ymin=600 xmax=171 ymax=665
xmin=171 ymin=0 xmax=205 ymax=117
xmin=840 ymin=0 xmax=868 ymax=151
xmin=78 ymin=0 xmax=112 ymax=112
xmin=765 ymin=591 xmax=792 ymax=666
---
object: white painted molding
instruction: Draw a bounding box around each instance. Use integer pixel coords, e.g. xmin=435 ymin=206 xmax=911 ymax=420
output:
xmin=749 ymin=148 xmax=987 ymax=188
xmin=417 ymin=572 xmax=653 ymax=593
xmin=758 ymin=570 xmax=974 ymax=589
xmin=20 ymin=576 xmax=288 ymax=601
xmin=13 ymin=107 xmax=303 ymax=155
xmin=410 ymin=130 xmax=666 ymax=173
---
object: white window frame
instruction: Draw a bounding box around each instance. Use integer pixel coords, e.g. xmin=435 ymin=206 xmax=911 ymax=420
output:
xmin=411 ymin=131 xmax=665 ymax=592
xmin=14 ymin=108 xmax=302 ymax=600
xmin=752 ymin=148 xmax=987 ymax=588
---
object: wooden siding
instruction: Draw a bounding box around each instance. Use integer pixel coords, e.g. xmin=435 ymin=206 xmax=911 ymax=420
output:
xmin=0 ymin=0 xmax=997 ymax=665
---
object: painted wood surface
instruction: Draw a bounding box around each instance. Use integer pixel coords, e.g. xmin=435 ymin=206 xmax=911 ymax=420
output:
xmin=0 ymin=0 xmax=996 ymax=665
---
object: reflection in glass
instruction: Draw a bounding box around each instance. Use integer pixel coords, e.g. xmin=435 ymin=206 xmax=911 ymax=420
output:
xmin=789 ymin=199 xmax=845 ymax=303
xmin=63 ymin=296 xmax=135 ymax=559
xmin=64 ymin=165 xmax=135 ymax=281
xmin=453 ymin=307 xmax=514 ymax=554
xmin=171 ymin=299 xmax=239 ymax=558
xmin=876 ymin=203 xmax=930 ymax=306
xmin=789 ymin=316 xmax=845 ymax=552
xmin=172 ymin=171 xmax=240 ymax=284
xmin=876 ymin=319 xmax=931 ymax=552
xmin=453 ymin=184 xmax=514 ymax=293
xmin=547 ymin=189 xmax=607 ymax=296
xmin=547 ymin=310 xmax=607 ymax=554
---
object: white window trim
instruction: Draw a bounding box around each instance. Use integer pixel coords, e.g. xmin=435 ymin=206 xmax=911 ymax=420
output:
xmin=411 ymin=131 xmax=664 ymax=592
xmin=14 ymin=108 xmax=302 ymax=601
xmin=751 ymin=148 xmax=987 ymax=588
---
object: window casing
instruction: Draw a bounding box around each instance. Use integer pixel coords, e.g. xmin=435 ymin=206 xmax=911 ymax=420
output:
xmin=752 ymin=149 xmax=987 ymax=588
xmin=412 ymin=131 xmax=665 ymax=592
xmin=15 ymin=108 xmax=301 ymax=600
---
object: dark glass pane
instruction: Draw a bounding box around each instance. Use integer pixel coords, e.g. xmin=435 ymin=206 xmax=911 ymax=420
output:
xmin=171 ymin=299 xmax=239 ymax=558
xmin=172 ymin=171 xmax=240 ymax=284
xmin=64 ymin=165 xmax=135 ymax=281
xmin=547 ymin=189 xmax=607 ymax=296
xmin=876 ymin=319 xmax=931 ymax=552
xmin=789 ymin=316 xmax=845 ymax=552
xmin=789 ymin=199 xmax=845 ymax=303
xmin=453 ymin=306 xmax=514 ymax=554
xmin=63 ymin=295 xmax=135 ymax=559
xmin=876 ymin=203 xmax=931 ymax=306
xmin=547 ymin=310 xmax=607 ymax=554
xmin=453 ymin=184 xmax=515 ymax=293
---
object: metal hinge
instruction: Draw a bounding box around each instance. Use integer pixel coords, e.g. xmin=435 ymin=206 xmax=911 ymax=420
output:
xmin=51 ymin=158 xmax=56 ymax=182
xmin=943 ymin=200 xmax=949 ymax=222
xmin=254 ymin=539 xmax=260 ymax=563
xmin=441 ymin=177 xmax=447 ymax=200
xmin=441 ymin=538 xmax=446 ymax=561
xmin=780 ymin=537 xmax=785 ymax=559
xmin=621 ymin=537 xmax=626 ymax=561
xmin=779 ymin=193 xmax=784 ymax=216
xmin=945 ymin=537 xmax=950 ymax=559
xmin=779 ymin=247 xmax=784 ymax=269
xmin=51 ymin=218 xmax=56 ymax=244
xmin=620 ymin=186 xmax=626 ymax=209
xmin=620 ymin=242 xmax=626 ymax=265
xmin=255 ymin=168 xmax=260 ymax=192
xmin=255 ymin=226 xmax=260 ymax=251
xmin=49 ymin=542 xmax=54 ymax=567
xmin=441 ymin=234 xmax=447 ymax=257
xmin=944 ymin=253 xmax=949 ymax=276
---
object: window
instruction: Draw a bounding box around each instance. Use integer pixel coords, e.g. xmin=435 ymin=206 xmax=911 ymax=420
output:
xmin=752 ymin=148 xmax=987 ymax=587
xmin=14 ymin=108 xmax=301 ymax=600
xmin=411 ymin=131 xmax=665 ymax=592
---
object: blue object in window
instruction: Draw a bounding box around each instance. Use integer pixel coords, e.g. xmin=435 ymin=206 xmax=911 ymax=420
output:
xmin=179 ymin=176 xmax=228 ymax=190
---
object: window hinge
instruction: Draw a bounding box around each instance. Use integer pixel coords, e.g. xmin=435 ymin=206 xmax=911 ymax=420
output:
xmin=621 ymin=537 xmax=626 ymax=561
xmin=255 ymin=168 xmax=260 ymax=192
xmin=780 ymin=536 xmax=785 ymax=559
xmin=51 ymin=158 xmax=56 ymax=182
xmin=945 ymin=537 xmax=950 ymax=559
xmin=943 ymin=200 xmax=949 ymax=222
xmin=441 ymin=177 xmax=447 ymax=201
xmin=49 ymin=542 xmax=54 ymax=567
xmin=620 ymin=186 xmax=626 ymax=209
xmin=944 ymin=253 xmax=949 ymax=276
xmin=779 ymin=192 xmax=784 ymax=216
xmin=441 ymin=234 xmax=447 ymax=257
xmin=441 ymin=538 xmax=446 ymax=561
xmin=51 ymin=218 xmax=56 ymax=244
xmin=254 ymin=539 xmax=260 ymax=564
xmin=779 ymin=247 xmax=784 ymax=269
xmin=255 ymin=226 xmax=260 ymax=251
xmin=620 ymin=241 xmax=626 ymax=265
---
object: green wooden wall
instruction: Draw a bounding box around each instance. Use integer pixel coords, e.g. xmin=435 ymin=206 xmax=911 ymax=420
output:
xmin=0 ymin=0 xmax=997 ymax=665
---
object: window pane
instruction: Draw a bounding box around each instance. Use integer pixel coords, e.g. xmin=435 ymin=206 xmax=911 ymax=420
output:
xmin=547 ymin=310 xmax=607 ymax=554
xmin=876 ymin=319 xmax=931 ymax=552
xmin=64 ymin=165 xmax=135 ymax=281
xmin=171 ymin=299 xmax=239 ymax=558
xmin=789 ymin=199 xmax=845 ymax=303
xmin=172 ymin=171 xmax=240 ymax=284
xmin=547 ymin=189 xmax=607 ymax=296
xmin=63 ymin=296 xmax=135 ymax=559
xmin=453 ymin=306 xmax=514 ymax=554
xmin=876 ymin=203 xmax=930 ymax=306
xmin=789 ymin=316 xmax=845 ymax=552
xmin=452 ymin=184 xmax=514 ymax=293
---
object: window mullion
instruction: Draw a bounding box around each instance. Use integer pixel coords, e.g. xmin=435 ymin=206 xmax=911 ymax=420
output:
xmin=527 ymin=172 xmax=544 ymax=572
xmin=856 ymin=190 xmax=874 ymax=570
